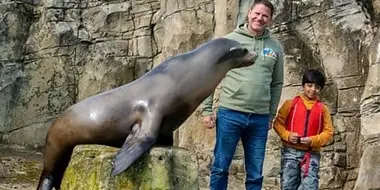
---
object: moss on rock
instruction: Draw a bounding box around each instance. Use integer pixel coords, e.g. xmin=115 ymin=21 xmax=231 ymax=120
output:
xmin=61 ymin=145 xmax=199 ymax=190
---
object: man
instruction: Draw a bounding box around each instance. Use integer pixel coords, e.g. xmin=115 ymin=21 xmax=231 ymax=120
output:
xmin=201 ymin=0 xmax=284 ymax=189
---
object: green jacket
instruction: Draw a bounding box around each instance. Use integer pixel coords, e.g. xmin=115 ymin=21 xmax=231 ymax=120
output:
xmin=201 ymin=23 xmax=284 ymax=121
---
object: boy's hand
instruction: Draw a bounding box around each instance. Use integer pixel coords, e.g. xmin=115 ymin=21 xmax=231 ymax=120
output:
xmin=288 ymin=133 xmax=300 ymax=144
xmin=202 ymin=114 xmax=216 ymax=129
xmin=300 ymin=137 xmax=312 ymax=146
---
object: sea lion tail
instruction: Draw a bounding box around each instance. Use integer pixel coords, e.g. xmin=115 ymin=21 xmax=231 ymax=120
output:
xmin=37 ymin=116 xmax=74 ymax=190
xmin=36 ymin=174 xmax=53 ymax=190
xmin=37 ymin=145 xmax=74 ymax=190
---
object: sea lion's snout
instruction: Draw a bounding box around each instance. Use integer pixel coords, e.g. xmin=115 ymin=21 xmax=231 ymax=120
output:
xmin=235 ymin=48 xmax=257 ymax=68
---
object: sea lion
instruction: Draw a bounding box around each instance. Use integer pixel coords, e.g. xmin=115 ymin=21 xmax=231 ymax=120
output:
xmin=36 ymin=37 xmax=257 ymax=190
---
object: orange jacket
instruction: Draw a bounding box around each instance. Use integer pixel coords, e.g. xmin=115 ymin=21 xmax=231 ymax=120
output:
xmin=273 ymin=94 xmax=334 ymax=151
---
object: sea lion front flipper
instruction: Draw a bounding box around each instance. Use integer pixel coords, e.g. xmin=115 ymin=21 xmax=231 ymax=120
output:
xmin=111 ymin=114 xmax=162 ymax=175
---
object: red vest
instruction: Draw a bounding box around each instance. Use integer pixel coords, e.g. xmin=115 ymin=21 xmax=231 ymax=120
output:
xmin=285 ymin=96 xmax=324 ymax=137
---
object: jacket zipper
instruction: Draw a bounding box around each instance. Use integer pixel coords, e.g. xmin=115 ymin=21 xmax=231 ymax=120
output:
xmin=303 ymin=110 xmax=311 ymax=137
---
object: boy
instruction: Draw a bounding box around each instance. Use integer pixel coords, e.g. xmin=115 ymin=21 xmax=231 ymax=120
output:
xmin=273 ymin=69 xmax=334 ymax=190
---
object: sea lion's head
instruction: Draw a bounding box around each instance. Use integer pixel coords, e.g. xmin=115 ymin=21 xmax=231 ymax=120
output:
xmin=213 ymin=38 xmax=257 ymax=69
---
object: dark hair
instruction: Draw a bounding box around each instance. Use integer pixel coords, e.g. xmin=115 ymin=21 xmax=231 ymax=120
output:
xmin=302 ymin=69 xmax=326 ymax=89
xmin=244 ymin=0 xmax=275 ymax=23
xmin=250 ymin=0 xmax=274 ymax=17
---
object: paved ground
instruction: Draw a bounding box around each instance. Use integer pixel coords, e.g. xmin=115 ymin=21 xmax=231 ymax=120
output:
xmin=0 ymin=144 xmax=43 ymax=190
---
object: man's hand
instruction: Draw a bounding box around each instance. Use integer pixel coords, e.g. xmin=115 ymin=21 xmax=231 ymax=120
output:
xmin=300 ymin=137 xmax=312 ymax=146
xmin=202 ymin=114 xmax=216 ymax=129
xmin=288 ymin=132 xmax=300 ymax=144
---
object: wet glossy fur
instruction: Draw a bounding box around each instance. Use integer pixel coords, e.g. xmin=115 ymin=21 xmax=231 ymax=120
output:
xmin=36 ymin=38 xmax=256 ymax=190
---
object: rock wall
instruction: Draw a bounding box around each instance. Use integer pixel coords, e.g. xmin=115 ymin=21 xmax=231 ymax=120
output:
xmin=354 ymin=23 xmax=380 ymax=190
xmin=0 ymin=0 xmax=379 ymax=189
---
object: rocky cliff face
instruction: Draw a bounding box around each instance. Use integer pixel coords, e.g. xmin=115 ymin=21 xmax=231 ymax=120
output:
xmin=0 ymin=0 xmax=379 ymax=189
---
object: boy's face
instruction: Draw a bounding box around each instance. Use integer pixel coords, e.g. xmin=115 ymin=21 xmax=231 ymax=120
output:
xmin=303 ymin=83 xmax=321 ymax=100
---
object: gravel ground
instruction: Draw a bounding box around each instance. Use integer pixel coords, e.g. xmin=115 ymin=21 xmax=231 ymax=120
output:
xmin=0 ymin=144 xmax=43 ymax=190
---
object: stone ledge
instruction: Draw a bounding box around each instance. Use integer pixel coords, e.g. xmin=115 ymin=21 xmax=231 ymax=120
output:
xmin=61 ymin=145 xmax=199 ymax=190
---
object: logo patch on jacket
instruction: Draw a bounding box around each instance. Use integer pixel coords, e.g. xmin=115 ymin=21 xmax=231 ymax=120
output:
xmin=261 ymin=48 xmax=277 ymax=59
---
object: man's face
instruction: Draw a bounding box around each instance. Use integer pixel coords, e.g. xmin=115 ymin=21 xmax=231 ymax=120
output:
xmin=247 ymin=4 xmax=272 ymax=34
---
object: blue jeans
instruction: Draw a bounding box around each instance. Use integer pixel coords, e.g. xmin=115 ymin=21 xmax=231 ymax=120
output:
xmin=280 ymin=147 xmax=320 ymax=190
xmin=209 ymin=106 xmax=270 ymax=190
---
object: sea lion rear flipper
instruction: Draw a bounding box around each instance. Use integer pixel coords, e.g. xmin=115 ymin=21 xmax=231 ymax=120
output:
xmin=112 ymin=114 xmax=162 ymax=175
